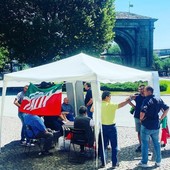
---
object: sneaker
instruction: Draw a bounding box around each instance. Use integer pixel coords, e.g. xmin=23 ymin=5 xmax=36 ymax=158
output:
xmin=108 ymin=167 xmax=117 ymax=170
xmin=38 ymin=151 xmax=53 ymax=156
xmin=26 ymin=143 xmax=35 ymax=147
xmin=50 ymin=145 xmax=55 ymax=149
xmin=98 ymin=164 xmax=105 ymax=169
xmin=20 ymin=140 xmax=26 ymax=145
xmin=148 ymin=152 xmax=152 ymax=156
xmin=107 ymin=145 xmax=111 ymax=150
xmin=32 ymin=139 xmax=38 ymax=143
xmin=161 ymin=144 xmax=166 ymax=148
xmin=155 ymin=162 xmax=161 ymax=167
xmin=110 ymin=163 xmax=119 ymax=169
xmin=135 ymin=145 xmax=141 ymax=152
xmin=137 ymin=162 xmax=149 ymax=168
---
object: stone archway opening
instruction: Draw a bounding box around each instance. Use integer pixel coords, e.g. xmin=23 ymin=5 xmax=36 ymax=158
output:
xmin=106 ymin=31 xmax=135 ymax=66
xmin=114 ymin=36 xmax=133 ymax=66
xmin=106 ymin=42 xmax=122 ymax=64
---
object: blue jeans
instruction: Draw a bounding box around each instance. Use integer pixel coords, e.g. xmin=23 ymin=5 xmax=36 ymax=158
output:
xmin=100 ymin=124 xmax=118 ymax=166
xmin=87 ymin=105 xmax=93 ymax=119
xmin=141 ymin=125 xmax=161 ymax=164
xmin=18 ymin=112 xmax=26 ymax=141
xmin=66 ymin=113 xmax=75 ymax=122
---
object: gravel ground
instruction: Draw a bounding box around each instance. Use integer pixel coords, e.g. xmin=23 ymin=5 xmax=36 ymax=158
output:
xmin=0 ymin=116 xmax=170 ymax=170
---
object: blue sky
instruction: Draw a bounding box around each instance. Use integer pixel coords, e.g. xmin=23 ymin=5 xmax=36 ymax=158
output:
xmin=115 ymin=0 xmax=170 ymax=49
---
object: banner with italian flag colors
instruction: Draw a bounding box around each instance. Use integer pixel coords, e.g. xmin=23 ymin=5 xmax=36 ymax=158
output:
xmin=20 ymin=83 xmax=62 ymax=116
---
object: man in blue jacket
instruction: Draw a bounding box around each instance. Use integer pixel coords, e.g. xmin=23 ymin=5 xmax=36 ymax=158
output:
xmin=24 ymin=114 xmax=54 ymax=155
xmin=138 ymin=86 xmax=169 ymax=168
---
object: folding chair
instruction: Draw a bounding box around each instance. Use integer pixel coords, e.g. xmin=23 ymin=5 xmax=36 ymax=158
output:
xmin=24 ymin=125 xmax=44 ymax=155
xmin=68 ymin=128 xmax=88 ymax=163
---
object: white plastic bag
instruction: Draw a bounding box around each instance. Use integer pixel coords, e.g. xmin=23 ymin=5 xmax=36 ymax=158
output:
xmin=58 ymin=136 xmax=70 ymax=151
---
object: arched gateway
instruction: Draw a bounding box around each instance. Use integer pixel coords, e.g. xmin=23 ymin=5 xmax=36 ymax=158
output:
xmin=114 ymin=12 xmax=157 ymax=68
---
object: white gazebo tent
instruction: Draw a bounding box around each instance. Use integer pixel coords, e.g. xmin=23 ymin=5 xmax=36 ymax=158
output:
xmin=0 ymin=53 xmax=159 ymax=166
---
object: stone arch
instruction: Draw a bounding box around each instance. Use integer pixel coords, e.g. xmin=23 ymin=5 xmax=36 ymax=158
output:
xmin=114 ymin=30 xmax=135 ymax=66
xmin=114 ymin=12 xmax=157 ymax=68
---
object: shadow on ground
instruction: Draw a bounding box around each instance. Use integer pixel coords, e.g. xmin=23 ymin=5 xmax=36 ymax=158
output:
xmin=117 ymin=143 xmax=169 ymax=170
xmin=0 ymin=140 xmax=96 ymax=170
xmin=0 ymin=140 xmax=169 ymax=170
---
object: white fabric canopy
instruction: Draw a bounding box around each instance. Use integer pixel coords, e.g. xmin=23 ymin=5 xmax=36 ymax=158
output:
xmin=3 ymin=53 xmax=151 ymax=83
xmin=0 ymin=53 xmax=157 ymax=167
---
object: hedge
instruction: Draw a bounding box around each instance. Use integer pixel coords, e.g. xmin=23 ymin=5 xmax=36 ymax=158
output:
xmin=160 ymin=83 xmax=168 ymax=92
xmin=100 ymin=81 xmax=167 ymax=92
xmin=62 ymin=81 xmax=168 ymax=92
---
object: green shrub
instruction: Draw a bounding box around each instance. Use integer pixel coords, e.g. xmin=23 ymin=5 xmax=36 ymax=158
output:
xmin=160 ymin=83 xmax=168 ymax=92
xmin=100 ymin=81 xmax=147 ymax=92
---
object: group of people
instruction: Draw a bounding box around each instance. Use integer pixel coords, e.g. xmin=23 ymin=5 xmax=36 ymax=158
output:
xmin=43 ymin=97 xmax=75 ymax=138
xmin=13 ymin=82 xmax=94 ymax=156
xmin=14 ymin=82 xmax=169 ymax=169
xmin=99 ymin=85 xmax=169 ymax=169
xmin=14 ymin=85 xmax=60 ymax=155
xmin=14 ymin=85 xmax=71 ymax=155
xmin=129 ymin=85 xmax=170 ymax=151
xmin=129 ymin=85 xmax=169 ymax=168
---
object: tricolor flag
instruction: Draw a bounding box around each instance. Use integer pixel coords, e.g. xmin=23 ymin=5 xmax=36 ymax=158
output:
xmin=20 ymin=83 xmax=62 ymax=116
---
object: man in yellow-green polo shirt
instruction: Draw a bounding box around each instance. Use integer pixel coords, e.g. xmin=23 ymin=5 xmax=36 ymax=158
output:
xmin=99 ymin=91 xmax=130 ymax=169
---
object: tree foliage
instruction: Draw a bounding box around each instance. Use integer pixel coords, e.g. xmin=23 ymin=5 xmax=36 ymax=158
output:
xmin=152 ymin=53 xmax=163 ymax=71
xmin=0 ymin=47 xmax=9 ymax=71
xmin=103 ymin=43 xmax=122 ymax=64
xmin=152 ymin=53 xmax=170 ymax=72
xmin=0 ymin=0 xmax=115 ymax=66
xmin=107 ymin=43 xmax=121 ymax=54
xmin=162 ymin=58 xmax=170 ymax=71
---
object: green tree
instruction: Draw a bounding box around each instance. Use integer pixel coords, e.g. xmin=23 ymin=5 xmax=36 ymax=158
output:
xmin=152 ymin=53 xmax=163 ymax=71
xmin=162 ymin=58 xmax=170 ymax=71
xmin=107 ymin=43 xmax=121 ymax=54
xmin=104 ymin=43 xmax=122 ymax=64
xmin=0 ymin=47 xmax=9 ymax=71
xmin=0 ymin=0 xmax=115 ymax=66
